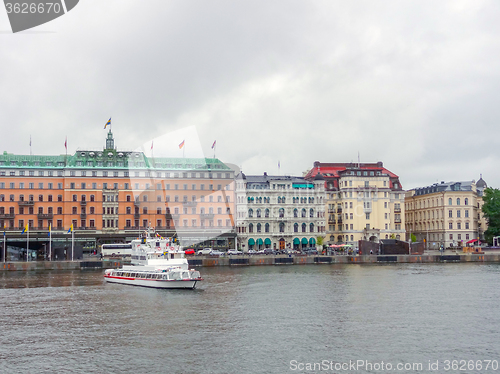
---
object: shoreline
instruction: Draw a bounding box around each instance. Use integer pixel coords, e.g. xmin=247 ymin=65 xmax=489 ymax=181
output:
xmin=2 ymin=252 xmax=500 ymax=271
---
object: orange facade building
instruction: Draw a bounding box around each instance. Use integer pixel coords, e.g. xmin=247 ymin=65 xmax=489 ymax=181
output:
xmin=0 ymin=130 xmax=236 ymax=259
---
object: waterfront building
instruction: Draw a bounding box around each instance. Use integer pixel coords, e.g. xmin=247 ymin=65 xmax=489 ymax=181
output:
xmin=0 ymin=130 xmax=236 ymax=259
xmin=404 ymin=178 xmax=488 ymax=249
xmin=304 ymin=161 xmax=405 ymax=247
xmin=235 ymin=172 xmax=326 ymax=251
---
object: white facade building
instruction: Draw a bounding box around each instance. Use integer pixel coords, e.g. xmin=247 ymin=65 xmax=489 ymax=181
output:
xmin=235 ymin=172 xmax=326 ymax=251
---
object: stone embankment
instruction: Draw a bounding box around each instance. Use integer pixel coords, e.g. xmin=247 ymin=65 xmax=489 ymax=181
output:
xmin=2 ymin=252 xmax=499 ymax=271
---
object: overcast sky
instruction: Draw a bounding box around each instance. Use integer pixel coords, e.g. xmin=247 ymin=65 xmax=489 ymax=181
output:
xmin=1 ymin=0 xmax=499 ymax=190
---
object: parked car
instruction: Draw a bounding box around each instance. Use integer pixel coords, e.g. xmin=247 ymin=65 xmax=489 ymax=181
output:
xmin=227 ymin=249 xmax=243 ymax=255
xmin=247 ymin=249 xmax=258 ymax=255
xmin=209 ymin=249 xmax=224 ymax=256
xmin=303 ymin=248 xmax=318 ymax=255
xmin=263 ymin=248 xmax=276 ymax=255
xmin=197 ymin=248 xmax=213 ymax=255
xmin=184 ymin=248 xmax=195 ymax=255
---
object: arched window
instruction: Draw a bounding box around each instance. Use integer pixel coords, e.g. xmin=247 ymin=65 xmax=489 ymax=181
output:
xmin=301 ymin=208 xmax=306 ymax=218
xmin=294 ymin=223 xmax=298 ymax=232
xmin=279 ymin=222 xmax=285 ymax=233
xmin=265 ymin=209 xmax=270 ymax=218
xmin=294 ymin=208 xmax=298 ymax=218
xmin=256 ymin=209 xmax=261 ymax=218
xmin=277 ymin=197 xmax=281 ymax=203
xmin=279 ymin=208 xmax=285 ymax=218
xmin=310 ymin=208 xmax=314 ymax=218
xmin=248 ymin=209 xmax=253 ymax=218
xmin=464 ymin=198 xmax=468 ymax=205
xmin=448 ymin=198 xmax=452 ymax=205
xmin=265 ymin=223 xmax=270 ymax=233
xmin=282 ymin=196 xmax=286 ymax=203
xmin=310 ymin=223 xmax=314 ymax=232
xmin=257 ymin=223 xmax=261 ymax=233
xmin=249 ymin=223 xmax=254 ymax=233
xmin=457 ymin=198 xmax=460 ymax=206
xmin=302 ymin=223 xmax=306 ymax=233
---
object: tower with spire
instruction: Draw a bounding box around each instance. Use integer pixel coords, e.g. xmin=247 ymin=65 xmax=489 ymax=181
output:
xmin=105 ymin=129 xmax=115 ymax=150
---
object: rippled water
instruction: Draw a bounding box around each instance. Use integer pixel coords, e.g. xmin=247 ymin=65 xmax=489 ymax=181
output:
xmin=1 ymin=263 xmax=499 ymax=374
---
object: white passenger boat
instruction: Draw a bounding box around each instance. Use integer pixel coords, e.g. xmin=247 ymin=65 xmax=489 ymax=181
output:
xmin=104 ymin=229 xmax=202 ymax=289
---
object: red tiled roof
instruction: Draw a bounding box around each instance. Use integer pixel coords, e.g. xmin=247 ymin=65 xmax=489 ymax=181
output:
xmin=305 ymin=162 xmax=400 ymax=180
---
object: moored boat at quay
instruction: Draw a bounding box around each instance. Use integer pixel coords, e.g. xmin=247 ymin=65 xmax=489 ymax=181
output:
xmin=104 ymin=228 xmax=202 ymax=289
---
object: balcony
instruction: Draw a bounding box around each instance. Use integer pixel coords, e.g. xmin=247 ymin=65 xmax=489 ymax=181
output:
xmin=337 ymin=219 xmax=343 ymax=224
xmin=337 ymin=208 xmax=343 ymax=213
xmin=328 ymin=219 xmax=336 ymax=224
xmin=18 ymin=200 xmax=34 ymax=206
xmin=80 ymin=201 xmax=87 ymax=206
xmin=200 ymin=213 xmax=214 ymax=219
xmin=394 ymin=207 xmax=401 ymax=213
xmin=134 ymin=213 xmax=140 ymax=218
xmin=80 ymin=213 xmax=87 ymax=218
xmin=394 ymin=218 xmax=402 ymax=223
xmin=182 ymin=201 xmax=198 ymax=207
xmin=0 ymin=214 xmax=14 ymax=219
xmin=165 ymin=213 xmax=173 ymax=220
xmin=37 ymin=214 xmax=53 ymax=219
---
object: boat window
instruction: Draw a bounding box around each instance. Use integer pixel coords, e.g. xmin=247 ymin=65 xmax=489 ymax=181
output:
xmin=191 ymin=271 xmax=200 ymax=279
xmin=171 ymin=272 xmax=181 ymax=280
xmin=182 ymin=272 xmax=189 ymax=279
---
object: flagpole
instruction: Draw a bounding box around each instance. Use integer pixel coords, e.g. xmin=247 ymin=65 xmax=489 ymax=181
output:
xmin=3 ymin=229 xmax=5 ymax=263
xmin=71 ymin=229 xmax=74 ymax=261
xmin=26 ymin=225 xmax=29 ymax=262
xmin=49 ymin=225 xmax=52 ymax=261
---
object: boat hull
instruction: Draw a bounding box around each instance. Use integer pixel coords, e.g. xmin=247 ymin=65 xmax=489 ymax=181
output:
xmin=104 ymin=275 xmax=200 ymax=289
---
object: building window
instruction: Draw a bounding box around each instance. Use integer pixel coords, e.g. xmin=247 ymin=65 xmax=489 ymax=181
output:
xmin=449 ymin=198 xmax=452 ymax=205
xmin=465 ymin=222 xmax=469 ymax=229
xmin=449 ymin=222 xmax=453 ymax=229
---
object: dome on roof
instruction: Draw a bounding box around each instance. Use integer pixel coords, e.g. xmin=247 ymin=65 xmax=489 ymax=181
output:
xmin=236 ymin=172 xmax=246 ymax=180
xmin=477 ymin=175 xmax=487 ymax=188
xmin=314 ymin=173 xmax=324 ymax=181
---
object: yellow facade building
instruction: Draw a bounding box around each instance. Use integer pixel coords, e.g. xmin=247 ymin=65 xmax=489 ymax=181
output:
xmin=305 ymin=161 xmax=405 ymax=248
xmin=404 ymin=178 xmax=487 ymax=249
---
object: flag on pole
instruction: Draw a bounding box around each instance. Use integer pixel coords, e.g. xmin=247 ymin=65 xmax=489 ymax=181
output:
xmin=179 ymin=140 xmax=185 ymax=149
xmin=3 ymin=222 xmax=5 ymax=237
xmin=104 ymin=117 xmax=111 ymax=129
xmin=211 ymin=140 xmax=216 ymax=149
xmin=67 ymin=224 xmax=73 ymax=234
xmin=151 ymin=140 xmax=154 ymax=150
xmin=278 ymin=161 xmax=280 ymax=169
xmin=48 ymin=223 xmax=51 ymax=237
xmin=22 ymin=223 xmax=28 ymax=234
xmin=64 ymin=137 xmax=67 ymax=150
xmin=30 ymin=135 xmax=32 ymax=147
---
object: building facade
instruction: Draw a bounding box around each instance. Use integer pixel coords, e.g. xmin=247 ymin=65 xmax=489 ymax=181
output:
xmin=305 ymin=161 xmax=405 ymax=248
xmin=404 ymin=178 xmax=487 ymax=248
xmin=0 ymin=130 xmax=236 ymax=259
xmin=235 ymin=172 xmax=326 ymax=251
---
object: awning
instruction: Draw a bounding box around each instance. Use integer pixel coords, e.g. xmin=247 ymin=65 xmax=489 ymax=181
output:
xmin=466 ymin=239 xmax=480 ymax=244
xmin=293 ymin=238 xmax=300 ymax=245
xmin=248 ymin=238 xmax=255 ymax=245
xmin=301 ymin=237 xmax=308 ymax=244
xmin=309 ymin=237 xmax=316 ymax=245
xmin=256 ymin=238 xmax=263 ymax=245
xmin=264 ymin=238 xmax=271 ymax=245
